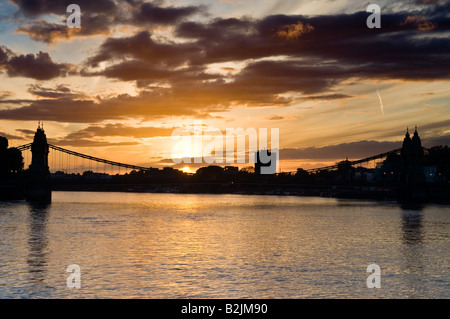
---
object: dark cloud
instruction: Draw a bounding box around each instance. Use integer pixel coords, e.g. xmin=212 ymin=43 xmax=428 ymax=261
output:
xmin=28 ymin=84 xmax=85 ymax=99
xmin=1 ymin=46 xmax=72 ymax=80
xmin=89 ymin=60 xmax=177 ymax=81
xmin=228 ymin=60 xmax=340 ymax=95
xmin=0 ymin=131 xmax=25 ymax=141
xmin=2 ymin=3 xmax=449 ymax=124
xmin=281 ymin=140 xmax=402 ymax=161
xmin=0 ymin=46 xmax=10 ymax=64
xmin=0 ymin=88 xmax=228 ymax=123
xmin=173 ymin=9 xmax=450 ymax=78
xmin=0 ymin=98 xmax=34 ymax=104
xmin=64 ymin=124 xmax=177 ymax=139
xmin=13 ymin=0 xmax=206 ymax=43
xmin=11 ymin=0 xmax=116 ymax=17
xmin=416 ymin=0 xmax=440 ymax=4
xmin=280 ymin=133 xmax=450 ymax=162
xmin=423 ymin=134 xmax=450 ymax=147
xmin=175 ymin=17 xmax=256 ymax=41
xmin=302 ymin=94 xmax=353 ymax=100
xmin=0 ymin=89 xmax=34 ymax=104
xmin=47 ymin=138 xmax=140 ymax=148
xmin=82 ymin=38 xmax=350 ymax=114
xmin=16 ymin=15 xmax=113 ymax=43
xmin=12 ymin=0 xmax=120 ymax=43
xmin=76 ymin=6 xmax=450 ymax=121
xmin=16 ymin=21 xmax=70 ymax=43
xmin=5 ymin=51 xmax=71 ymax=80
xmin=15 ymin=129 xmax=35 ymax=137
xmin=133 ymin=2 xmax=205 ymax=25
xmin=85 ymin=30 xmax=199 ymax=68
xmin=415 ymin=120 xmax=450 ymax=146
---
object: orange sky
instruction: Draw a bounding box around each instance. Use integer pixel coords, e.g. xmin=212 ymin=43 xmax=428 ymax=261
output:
xmin=0 ymin=0 xmax=449 ymax=173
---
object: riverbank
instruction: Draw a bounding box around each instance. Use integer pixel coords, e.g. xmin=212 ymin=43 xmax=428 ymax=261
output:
xmin=2 ymin=179 xmax=449 ymax=204
xmin=50 ymin=182 xmax=450 ymax=205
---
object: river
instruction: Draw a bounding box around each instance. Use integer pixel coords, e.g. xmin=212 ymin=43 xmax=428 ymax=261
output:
xmin=0 ymin=192 xmax=449 ymax=298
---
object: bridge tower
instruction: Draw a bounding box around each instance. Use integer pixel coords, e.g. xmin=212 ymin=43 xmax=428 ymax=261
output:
xmin=399 ymin=126 xmax=427 ymax=201
xmin=29 ymin=122 xmax=50 ymax=174
xmin=400 ymin=128 xmax=412 ymax=183
xmin=26 ymin=122 xmax=51 ymax=202
xmin=400 ymin=126 xmax=425 ymax=185
xmin=409 ymin=126 xmax=425 ymax=185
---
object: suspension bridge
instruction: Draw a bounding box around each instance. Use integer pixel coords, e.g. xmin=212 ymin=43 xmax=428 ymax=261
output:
xmin=16 ymin=142 xmax=154 ymax=175
xmin=6 ymin=125 xmax=435 ymax=202
xmin=304 ymin=148 xmax=403 ymax=173
xmin=13 ymin=136 xmax=420 ymax=176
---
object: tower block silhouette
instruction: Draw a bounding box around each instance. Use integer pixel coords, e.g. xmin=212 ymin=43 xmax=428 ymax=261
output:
xmin=25 ymin=123 xmax=51 ymax=202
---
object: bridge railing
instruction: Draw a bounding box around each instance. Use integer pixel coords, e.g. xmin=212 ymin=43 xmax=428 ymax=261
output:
xmin=15 ymin=142 xmax=153 ymax=172
xmin=47 ymin=144 xmax=153 ymax=172
xmin=305 ymin=148 xmax=403 ymax=173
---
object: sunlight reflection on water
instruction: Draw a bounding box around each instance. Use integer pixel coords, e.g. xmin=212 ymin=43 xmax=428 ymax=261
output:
xmin=0 ymin=192 xmax=449 ymax=298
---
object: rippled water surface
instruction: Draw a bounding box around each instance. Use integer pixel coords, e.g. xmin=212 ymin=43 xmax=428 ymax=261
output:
xmin=0 ymin=192 xmax=449 ymax=298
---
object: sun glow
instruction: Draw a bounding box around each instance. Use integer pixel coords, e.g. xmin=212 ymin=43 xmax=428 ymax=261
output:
xmin=181 ymin=166 xmax=191 ymax=173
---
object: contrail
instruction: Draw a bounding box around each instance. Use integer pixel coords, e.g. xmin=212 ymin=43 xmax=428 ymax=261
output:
xmin=377 ymin=90 xmax=384 ymax=115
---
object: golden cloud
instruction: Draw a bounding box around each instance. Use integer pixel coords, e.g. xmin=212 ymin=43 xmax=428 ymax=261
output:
xmin=275 ymin=22 xmax=314 ymax=41
xmin=401 ymin=16 xmax=437 ymax=31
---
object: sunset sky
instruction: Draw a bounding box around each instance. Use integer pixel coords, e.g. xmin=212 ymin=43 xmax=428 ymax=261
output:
xmin=0 ymin=0 xmax=449 ymax=173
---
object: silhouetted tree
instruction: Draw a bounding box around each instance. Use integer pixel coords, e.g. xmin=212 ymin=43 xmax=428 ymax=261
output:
xmin=0 ymin=137 xmax=24 ymax=175
xmin=314 ymin=169 xmax=334 ymax=184
xmin=5 ymin=148 xmax=24 ymax=173
xmin=0 ymin=136 xmax=7 ymax=175
xmin=424 ymin=145 xmax=450 ymax=182
xmin=379 ymin=153 xmax=401 ymax=182
xmin=336 ymin=159 xmax=355 ymax=183
xmin=295 ymin=168 xmax=310 ymax=182
xmin=236 ymin=166 xmax=255 ymax=181
xmin=276 ymin=172 xmax=292 ymax=183
xmin=196 ymin=165 xmax=224 ymax=180
xmin=82 ymin=170 xmax=94 ymax=177
xmin=240 ymin=166 xmax=254 ymax=174
xmin=0 ymin=136 xmax=7 ymax=151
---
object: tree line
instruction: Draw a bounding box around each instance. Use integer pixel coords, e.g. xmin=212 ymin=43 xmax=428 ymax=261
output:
xmin=0 ymin=137 xmax=24 ymax=176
